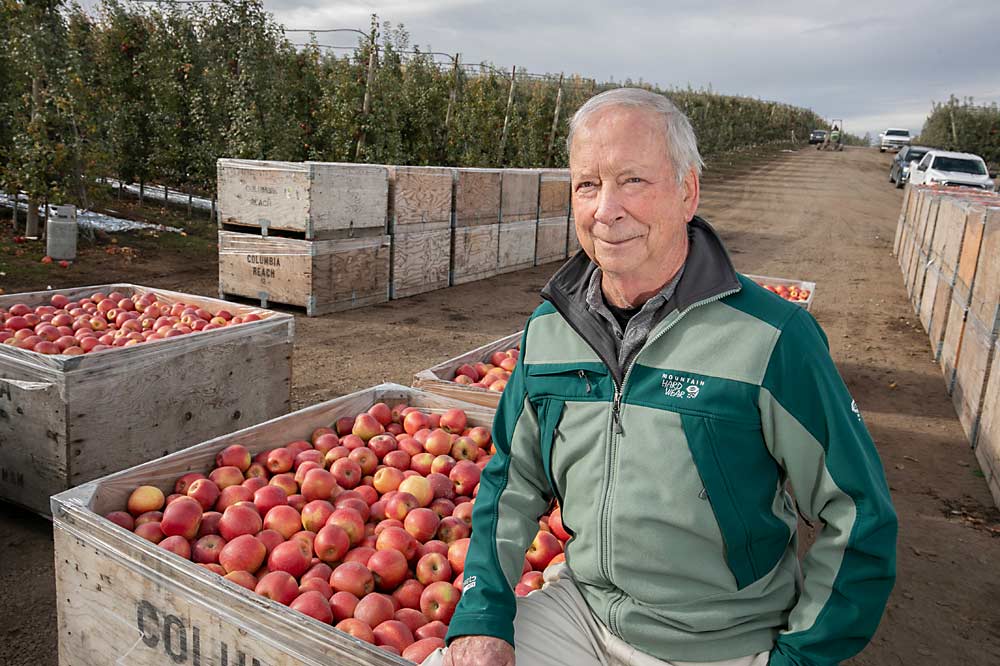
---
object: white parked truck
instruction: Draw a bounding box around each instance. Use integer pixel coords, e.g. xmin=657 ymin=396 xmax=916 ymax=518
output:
xmin=879 ymin=128 xmax=911 ymax=152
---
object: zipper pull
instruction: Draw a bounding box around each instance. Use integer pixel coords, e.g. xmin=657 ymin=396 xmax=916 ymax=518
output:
xmin=612 ymin=403 xmax=623 ymax=434
xmin=578 ymin=370 xmax=591 ymax=393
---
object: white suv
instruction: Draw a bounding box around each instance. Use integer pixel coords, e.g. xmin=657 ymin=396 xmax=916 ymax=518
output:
xmin=908 ymin=150 xmax=995 ymax=191
xmin=879 ymin=128 xmax=911 ymax=152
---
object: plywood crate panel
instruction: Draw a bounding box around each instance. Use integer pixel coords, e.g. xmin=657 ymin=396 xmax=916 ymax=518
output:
xmin=387 ymin=166 xmax=453 ymax=229
xmin=218 ymin=231 xmax=390 ymax=316
xmin=957 ymin=204 xmax=988 ymax=298
xmin=389 ymin=225 xmax=452 ymax=299
xmin=892 ymin=186 xmax=909 ymax=258
xmin=951 ymin=312 xmax=997 ymax=445
xmin=931 ymin=197 xmax=969 ymax=277
xmin=912 ymin=197 xmax=943 ymax=312
xmin=567 ymin=214 xmax=582 ymax=255
xmin=498 ymin=219 xmax=537 ymax=274
xmin=969 ymin=206 xmax=1000 ymax=332
xmin=0 ymin=284 xmax=293 ymax=514
xmin=975 ymin=336 xmax=1000 ymax=509
xmin=941 ymin=282 xmax=973 ymax=390
xmin=535 ymin=216 xmax=569 ymax=265
xmin=501 ymin=169 xmax=540 ymax=224
xmin=539 ymin=169 xmax=571 ymax=218
xmin=51 ymin=384 xmax=492 ymax=666
xmin=929 ymin=267 xmax=956 ymax=361
xmin=451 ymin=223 xmax=499 ymax=285
xmin=413 ymin=332 xmax=522 ymax=408
xmin=217 ymin=160 xmax=388 ymax=239
xmin=454 ymin=168 xmax=501 ymax=227
xmin=919 ymin=260 xmax=944 ymax=333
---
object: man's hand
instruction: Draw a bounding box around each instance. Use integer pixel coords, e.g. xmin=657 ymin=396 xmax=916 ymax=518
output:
xmin=443 ymin=636 xmax=515 ymax=666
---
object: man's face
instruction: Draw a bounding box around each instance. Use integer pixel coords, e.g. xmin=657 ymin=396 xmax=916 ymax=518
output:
xmin=570 ymin=106 xmax=699 ymax=281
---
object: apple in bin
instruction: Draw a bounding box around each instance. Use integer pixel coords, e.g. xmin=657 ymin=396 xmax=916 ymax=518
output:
xmin=420 ymin=581 xmax=461 ymax=624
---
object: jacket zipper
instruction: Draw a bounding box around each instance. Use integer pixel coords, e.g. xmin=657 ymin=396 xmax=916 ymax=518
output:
xmin=597 ymin=287 xmax=741 ymax=592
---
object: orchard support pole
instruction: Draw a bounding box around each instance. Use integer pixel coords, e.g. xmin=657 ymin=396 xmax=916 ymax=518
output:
xmin=545 ymin=73 xmax=564 ymax=167
xmin=355 ymin=28 xmax=378 ymax=161
xmin=497 ymin=65 xmax=517 ymax=166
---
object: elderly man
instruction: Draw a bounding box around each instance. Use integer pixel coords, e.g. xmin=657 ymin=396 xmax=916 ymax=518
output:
xmin=428 ymin=88 xmax=896 ymax=666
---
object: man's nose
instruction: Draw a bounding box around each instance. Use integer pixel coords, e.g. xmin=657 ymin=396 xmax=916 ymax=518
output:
xmin=593 ymin=184 xmax=625 ymax=226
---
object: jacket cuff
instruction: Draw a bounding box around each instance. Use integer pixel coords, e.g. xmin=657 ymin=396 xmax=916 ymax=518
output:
xmin=445 ymin=612 xmax=516 ymax=648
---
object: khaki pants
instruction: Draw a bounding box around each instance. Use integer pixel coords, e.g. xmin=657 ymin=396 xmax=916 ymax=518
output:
xmin=421 ymin=564 xmax=770 ymax=666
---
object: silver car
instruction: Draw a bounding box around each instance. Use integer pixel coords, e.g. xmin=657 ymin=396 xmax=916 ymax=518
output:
xmin=889 ymin=146 xmax=931 ymax=189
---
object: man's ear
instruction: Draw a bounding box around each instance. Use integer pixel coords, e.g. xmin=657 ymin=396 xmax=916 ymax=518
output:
xmin=682 ymin=168 xmax=700 ymax=221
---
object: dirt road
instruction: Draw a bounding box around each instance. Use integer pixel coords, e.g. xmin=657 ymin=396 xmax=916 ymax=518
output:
xmin=2 ymin=146 xmax=998 ymax=664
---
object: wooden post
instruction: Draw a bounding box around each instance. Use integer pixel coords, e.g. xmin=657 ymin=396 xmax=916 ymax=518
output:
xmin=445 ymin=53 xmax=460 ymax=129
xmin=545 ymin=73 xmax=564 ymax=167
xmin=164 ymin=184 xmax=169 ymax=204
xmin=139 ymin=180 xmax=144 ymax=202
xmin=497 ymin=65 xmax=517 ymax=166
xmin=355 ymin=33 xmax=378 ymax=161
xmin=25 ymin=77 xmax=41 ymax=238
xmin=10 ymin=192 xmax=18 ymax=235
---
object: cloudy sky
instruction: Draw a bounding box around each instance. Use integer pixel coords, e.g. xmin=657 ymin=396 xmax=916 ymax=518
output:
xmin=259 ymin=0 xmax=999 ymax=140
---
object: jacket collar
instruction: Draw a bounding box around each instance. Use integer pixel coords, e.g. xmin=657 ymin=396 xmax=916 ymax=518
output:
xmin=539 ymin=216 xmax=741 ymax=381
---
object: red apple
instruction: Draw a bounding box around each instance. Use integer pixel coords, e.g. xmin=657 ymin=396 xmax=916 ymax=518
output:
xmin=327 ymin=508 xmax=366 ymax=546
xmin=436 ymin=516 xmax=471 ymax=544
xmin=300 ymin=468 xmax=338 ymax=502
xmin=290 ymin=590 xmax=333 ymax=624
xmin=158 ymin=535 xmax=192 ymax=560
xmin=415 ymin=620 xmax=448 ymax=641
xmin=127 ymin=485 xmax=165 ymax=516
xmin=185 ymin=479 xmax=220 ymax=511
xmin=314 ymin=524 xmax=351 ymax=563
xmin=335 ymin=618 xmax=374 ymax=644
xmin=255 ymin=571 xmax=300 ymax=606
xmin=376 ymin=526 xmax=417 ymax=561
xmin=224 ymin=570 xmax=258 ymax=591
xmin=215 ymin=444 xmax=252 ymax=472
xmin=263 ymin=504 xmax=302 ymax=539
xmin=450 ymin=461 xmax=481 ymax=496
xmin=330 ymin=561 xmax=375 ymax=597
xmin=266 ymin=448 xmax=294 ymax=474
xmin=404 ymin=508 xmax=441 ymax=543
xmin=403 ymin=637 xmax=445 ymax=663
xmin=174 ymin=472 xmax=206 ymax=495
xmin=268 ymin=539 xmax=312 ymax=578
xmin=354 ymin=592 xmax=395 ymax=629
xmin=415 ymin=552 xmax=453 ymax=585
xmin=209 ymin=465 xmax=244 ymax=490
xmin=549 ymin=507 xmax=571 ymax=542
xmin=330 ymin=590 xmax=359 ymax=622
xmin=373 ymin=619 xmax=414 ymax=652
xmin=215 ymin=484 xmax=254 ymax=512
xmin=439 ymin=409 xmax=468 ymax=434
xmin=526 ymin=530 xmax=563 ymax=570
xmin=219 ymin=534 xmax=267 ymax=574
xmin=420 ymin=581 xmax=460 ymax=623
xmin=452 ymin=501 xmax=473 ymax=527
xmin=344 ymin=546 xmax=376 ymax=567
xmin=301 ymin=499 xmax=335 ymax=533
xmin=348 ymin=447 xmax=378 ymax=476
xmin=104 ymin=511 xmax=134 ymax=531
xmin=352 ymin=413 xmax=384 ymax=442
xmin=331 ymin=458 xmax=362 ymax=489
xmin=392 ymin=578 xmax=425 ymax=610
xmin=160 ymin=496 xmax=203 ymax=540
xmin=385 ymin=492 xmax=419 ymax=521
xmin=193 ymin=534 xmax=227 ymax=564
xmin=253 ymin=485 xmax=288 ymax=516
xmin=218 ymin=502 xmax=262 ymax=541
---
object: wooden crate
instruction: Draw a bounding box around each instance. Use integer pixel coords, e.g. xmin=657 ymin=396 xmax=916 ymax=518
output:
xmin=535 ymin=216 xmax=569 ymax=265
xmin=0 ymin=284 xmax=293 ymax=515
xmin=539 ymin=169 xmax=571 ymax=219
xmin=928 ymin=266 xmax=956 ymax=361
xmin=893 ymin=184 xmax=914 ymax=259
xmin=217 ymin=160 xmax=388 ymax=239
xmin=745 ymin=274 xmax=817 ymax=311
xmin=51 ymin=384 xmax=493 ymax=666
xmin=951 ymin=312 xmax=998 ymax=445
xmin=498 ymin=219 xmax=537 ymax=274
xmin=974 ymin=336 xmax=1000 ymax=509
xmin=500 ymin=169 xmax=540 ymax=224
xmin=454 ymin=168 xmax=501 ymax=228
xmin=218 ymin=230 xmax=390 ymax=316
xmin=911 ymin=197 xmax=942 ymax=313
xmin=451 ymin=224 xmax=499 ymax=285
xmin=900 ymin=189 xmax=925 ymax=297
xmin=919 ymin=259 xmax=944 ymax=333
xmin=969 ymin=206 xmax=1000 ymax=333
xmin=386 ymin=167 xmax=454 ymax=299
xmin=932 ymin=197 xmax=969 ymax=277
xmin=413 ymin=332 xmax=523 ymax=408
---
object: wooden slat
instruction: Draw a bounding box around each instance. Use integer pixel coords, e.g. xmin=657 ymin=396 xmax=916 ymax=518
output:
xmin=919 ymin=261 xmax=942 ymax=332
xmin=957 ymin=204 xmax=987 ymax=296
xmin=454 ymin=168 xmax=501 ymax=227
xmin=932 ymin=198 xmax=969 ymax=277
xmin=311 ymin=236 xmax=391 ymax=315
xmin=500 ymin=169 xmax=540 ymax=224
xmin=413 ymin=333 xmax=523 ymax=409
xmin=974 ymin=336 xmax=1000 ymax=509
xmin=929 ymin=269 xmax=954 ymax=361
xmin=308 ymin=162 xmax=389 ymax=237
xmin=969 ymin=207 xmax=1000 ymax=333
xmin=498 ymin=219 xmax=537 ymax=274
xmin=388 ymin=166 xmax=453 ymax=230
xmin=535 ymin=217 xmax=569 ymax=265
xmin=51 ymin=385 xmax=491 ymax=666
xmin=390 ymin=227 xmax=452 ymax=299
xmin=0 ymin=378 xmax=68 ymax=512
xmin=893 ymin=185 xmax=913 ymax=258
xmin=451 ymin=224 xmax=499 ymax=285
xmin=952 ymin=313 xmax=997 ymax=445
xmin=941 ymin=283 xmax=972 ymax=390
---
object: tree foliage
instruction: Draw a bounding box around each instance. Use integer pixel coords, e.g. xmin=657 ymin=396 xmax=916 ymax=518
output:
xmin=1 ymin=0 xmax=835 ymax=207
xmin=919 ymin=96 xmax=1000 ymax=170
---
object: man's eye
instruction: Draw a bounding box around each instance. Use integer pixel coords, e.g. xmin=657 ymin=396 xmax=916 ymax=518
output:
xmin=625 ymin=177 xmax=643 ymax=184
xmin=576 ymin=181 xmax=596 ymax=191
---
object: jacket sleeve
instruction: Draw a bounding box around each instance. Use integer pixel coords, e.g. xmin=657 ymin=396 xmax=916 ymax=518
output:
xmin=445 ymin=329 xmax=554 ymax=647
xmin=759 ymin=308 xmax=897 ymax=666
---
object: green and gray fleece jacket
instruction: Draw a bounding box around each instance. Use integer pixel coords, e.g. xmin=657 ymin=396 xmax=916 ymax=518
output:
xmin=446 ymin=217 xmax=897 ymax=665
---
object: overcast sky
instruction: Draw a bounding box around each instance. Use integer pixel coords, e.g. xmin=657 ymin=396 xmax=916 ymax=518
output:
xmin=261 ymin=0 xmax=1000 ymax=141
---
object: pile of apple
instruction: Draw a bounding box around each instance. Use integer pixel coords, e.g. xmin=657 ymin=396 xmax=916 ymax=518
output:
xmin=450 ymin=347 xmax=520 ymax=394
xmin=0 ymin=290 xmax=263 ymax=355
xmin=108 ymin=403 xmax=569 ymax=663
xmin=760 ymin=283 xmax=811 ymax=304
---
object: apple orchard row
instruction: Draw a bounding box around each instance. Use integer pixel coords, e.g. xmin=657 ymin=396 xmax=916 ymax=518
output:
xmin=109 ymin=403 xmax=570 ymax=664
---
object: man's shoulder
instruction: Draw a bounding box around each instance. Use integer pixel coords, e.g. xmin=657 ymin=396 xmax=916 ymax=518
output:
xmin=721 ymin=274 xmax=807 ymax=333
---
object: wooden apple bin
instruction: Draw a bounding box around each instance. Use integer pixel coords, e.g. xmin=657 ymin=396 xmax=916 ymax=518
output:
xmin=51 ymin=384 xmax=492 ymax=666
xmin=0 ymin=284 xmax=293 ymax=515
xmin=412 ymin=331 xmax=523 ymax=409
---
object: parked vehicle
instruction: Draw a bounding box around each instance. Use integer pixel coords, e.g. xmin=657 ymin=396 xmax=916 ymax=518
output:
xmin=908 ymin=150 xmax=995 ymax=190
xmin=809 ymin=129 xmax=827 ymax=144
xmin=879 ymin=128 xmax=911 ymax=152
xmin=889 ymin=145 xmax=931 ymax=188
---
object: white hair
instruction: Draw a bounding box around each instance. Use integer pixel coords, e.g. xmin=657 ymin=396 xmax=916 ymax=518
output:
xmin=567 ymin=88 xmax=704 ymax=184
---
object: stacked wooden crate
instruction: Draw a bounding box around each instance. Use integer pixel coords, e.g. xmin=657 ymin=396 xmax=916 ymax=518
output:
xmin=452 ymin=168 xmax=501 ymax=285
xmin=217 ymin=160 xmax=391 ymax=316
xmin=498 ymin=169 xmax=540 ymax=274
xmin=387 ymin=166 xmax=453 ymax=299
xmin=893 ymin=186 xmax=1000 ymax=507
xmin=535 ymin=169 xmax=571 ymax=265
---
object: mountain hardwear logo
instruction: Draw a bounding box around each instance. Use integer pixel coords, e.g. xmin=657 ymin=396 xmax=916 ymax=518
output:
xmin=662 ymin=373 xmax=705 ymax=399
